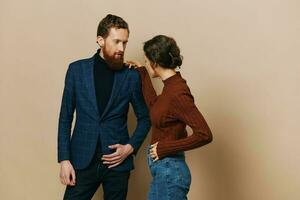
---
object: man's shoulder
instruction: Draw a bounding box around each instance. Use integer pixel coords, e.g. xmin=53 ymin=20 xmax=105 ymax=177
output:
xmin=115 ymin=67 xmax=140 ymax=80
xmin=69 ymin=57 xmax=94 ymax=68
xmin=125 ymin=68 xmax=140 ymax=79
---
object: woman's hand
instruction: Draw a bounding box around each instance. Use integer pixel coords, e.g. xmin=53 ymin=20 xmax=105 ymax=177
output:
xmin=125 ymin=60 xmax=143 ymax=69
xmin=150 ymin=142 xmax=159 ymax=162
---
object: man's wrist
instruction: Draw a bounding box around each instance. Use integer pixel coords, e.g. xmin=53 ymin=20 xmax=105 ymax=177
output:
xmin=60 ymin=160 xmax=70 ymax=165
xmin=126 ymin=144 xmax=134 ymax=154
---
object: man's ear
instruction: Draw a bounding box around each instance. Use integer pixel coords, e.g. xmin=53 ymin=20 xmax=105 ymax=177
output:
xmin=96 ymin=36 xmax=104 ymax=47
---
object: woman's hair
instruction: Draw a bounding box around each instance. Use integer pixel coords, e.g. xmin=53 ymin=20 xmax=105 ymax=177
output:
xmin=143 ymin=35 xmax=183 ymax=69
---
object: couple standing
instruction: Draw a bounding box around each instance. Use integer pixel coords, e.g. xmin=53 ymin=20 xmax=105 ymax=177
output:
xmin=57 ymin=14 xmax=212 ymax=200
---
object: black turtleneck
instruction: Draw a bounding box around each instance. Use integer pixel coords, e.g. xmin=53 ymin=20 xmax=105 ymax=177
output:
xmin=94 ymin=49 xmax=115 ymax=117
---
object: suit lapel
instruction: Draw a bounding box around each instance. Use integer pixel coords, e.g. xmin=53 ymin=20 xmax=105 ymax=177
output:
xmin=100 ymin=68 xmax=129 ymax=120
xmin=84 ymin=57 xmax=100 ymax=119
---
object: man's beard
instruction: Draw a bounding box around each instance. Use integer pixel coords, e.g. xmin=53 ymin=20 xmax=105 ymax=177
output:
xmin=102 ymin=47 xmax=124 ymax=71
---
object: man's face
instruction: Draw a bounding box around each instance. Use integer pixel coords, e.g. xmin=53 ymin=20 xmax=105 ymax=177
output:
xmin=97 ymin=28 xmax=129 ymax=70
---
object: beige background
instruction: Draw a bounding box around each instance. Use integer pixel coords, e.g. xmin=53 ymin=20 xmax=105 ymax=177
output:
xmin=1 ymin=0 xmax=300 ymax=199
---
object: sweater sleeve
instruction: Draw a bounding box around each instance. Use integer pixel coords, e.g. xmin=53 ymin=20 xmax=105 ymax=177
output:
xmin=156 ymin=88 xmax=213 ymax=158
xmin=135 ymin=67 xmax=157 ymax=109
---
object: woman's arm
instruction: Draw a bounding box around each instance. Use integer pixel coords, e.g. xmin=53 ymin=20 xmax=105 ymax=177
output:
xmin=156 ymin=88 xmax=213 ymax=158
xmin=134 ymin=66 xmax=158 ymax=110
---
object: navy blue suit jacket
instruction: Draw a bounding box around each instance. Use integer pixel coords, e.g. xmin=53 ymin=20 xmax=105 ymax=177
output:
xmin=57 ymin=55 xmax=150 ymax=171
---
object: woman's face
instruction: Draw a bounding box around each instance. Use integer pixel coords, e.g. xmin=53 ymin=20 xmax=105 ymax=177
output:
xmin=144 ymin=55 xmax=159 ymax=78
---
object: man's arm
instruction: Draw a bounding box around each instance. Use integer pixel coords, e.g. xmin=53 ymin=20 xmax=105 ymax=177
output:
xmin=102 ymin=71 xmax=151 ymax=168
xmin=127 ymin=72 xmax=151 ymax=153
xmin=58 ymin=64 xmax=76 ymax=162
xmin=57 ymin=64 xmax=76 ymax=185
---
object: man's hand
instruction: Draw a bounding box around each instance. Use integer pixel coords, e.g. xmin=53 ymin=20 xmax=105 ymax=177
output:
xmin=102 ymin=144 xmax=134 ymax=168
xmin=59 ymin=160 xmax=76 ymax=186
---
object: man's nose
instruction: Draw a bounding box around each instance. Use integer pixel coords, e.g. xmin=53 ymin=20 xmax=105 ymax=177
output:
xmin=118 ymin=43 xmax=125 ymax=52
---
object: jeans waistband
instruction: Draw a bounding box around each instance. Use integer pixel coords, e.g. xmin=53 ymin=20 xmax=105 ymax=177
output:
xmin=147 ymin=145 xmax=185 ymax=159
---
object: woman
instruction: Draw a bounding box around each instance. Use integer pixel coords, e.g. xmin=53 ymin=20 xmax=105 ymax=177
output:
xmin=126 ymin=35 xmax=213 ymax=200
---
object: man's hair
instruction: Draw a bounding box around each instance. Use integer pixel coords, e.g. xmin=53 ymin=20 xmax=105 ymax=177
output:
xmin=97 ymin=14 xmax=129 ymax=38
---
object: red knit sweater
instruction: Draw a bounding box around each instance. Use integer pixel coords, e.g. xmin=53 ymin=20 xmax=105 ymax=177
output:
xmin=136 ymin=67 xmax=213 ymax=158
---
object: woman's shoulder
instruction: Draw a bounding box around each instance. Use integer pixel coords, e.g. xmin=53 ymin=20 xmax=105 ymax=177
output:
xmin=173 ymin=74 xmax=192 ymax=92
xmin=170 ymin=78 xmax=194 ymax=103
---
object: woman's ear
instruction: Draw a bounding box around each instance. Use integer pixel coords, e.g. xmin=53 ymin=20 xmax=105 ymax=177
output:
xmin=151 ymin=62 xmax=158 ymax=69
xmin=149 ymin=61 xmax=157 ymax=69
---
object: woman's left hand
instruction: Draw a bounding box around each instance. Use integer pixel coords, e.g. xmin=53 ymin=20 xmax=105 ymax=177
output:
xmin=125 ymin=60 xmax=143 ymax=69
xmin=150 ymin=142 xmax=159 ymax=162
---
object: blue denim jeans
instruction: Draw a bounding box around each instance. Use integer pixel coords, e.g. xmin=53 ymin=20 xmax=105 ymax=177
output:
xmin=147 ymin=147 xmax=191 ymax=200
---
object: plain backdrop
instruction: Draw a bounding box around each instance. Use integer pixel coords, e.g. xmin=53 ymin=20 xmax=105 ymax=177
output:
xmin=0 ymin=0 xmax=299 ymax=199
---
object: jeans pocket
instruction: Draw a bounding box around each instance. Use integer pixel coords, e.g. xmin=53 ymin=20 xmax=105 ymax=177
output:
xmin=175 ymin=160 xmax=191 ymax=187
xmin=148 ymin=154 xmax=157 ymax=178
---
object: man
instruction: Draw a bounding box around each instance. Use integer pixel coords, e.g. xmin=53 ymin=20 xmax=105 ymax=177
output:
xmin=58 ymin=14 xmax=150 ymax=200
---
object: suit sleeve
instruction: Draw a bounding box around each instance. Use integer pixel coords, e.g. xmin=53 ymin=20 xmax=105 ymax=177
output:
xmin=128 ymin=71 xmax=151 ymax=154
xmin=57 ymin=64 xmax=76 ymax=162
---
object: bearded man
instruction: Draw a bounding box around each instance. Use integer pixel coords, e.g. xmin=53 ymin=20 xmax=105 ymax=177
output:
xmin=57 ymin=14 xmax=150 ymax=200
